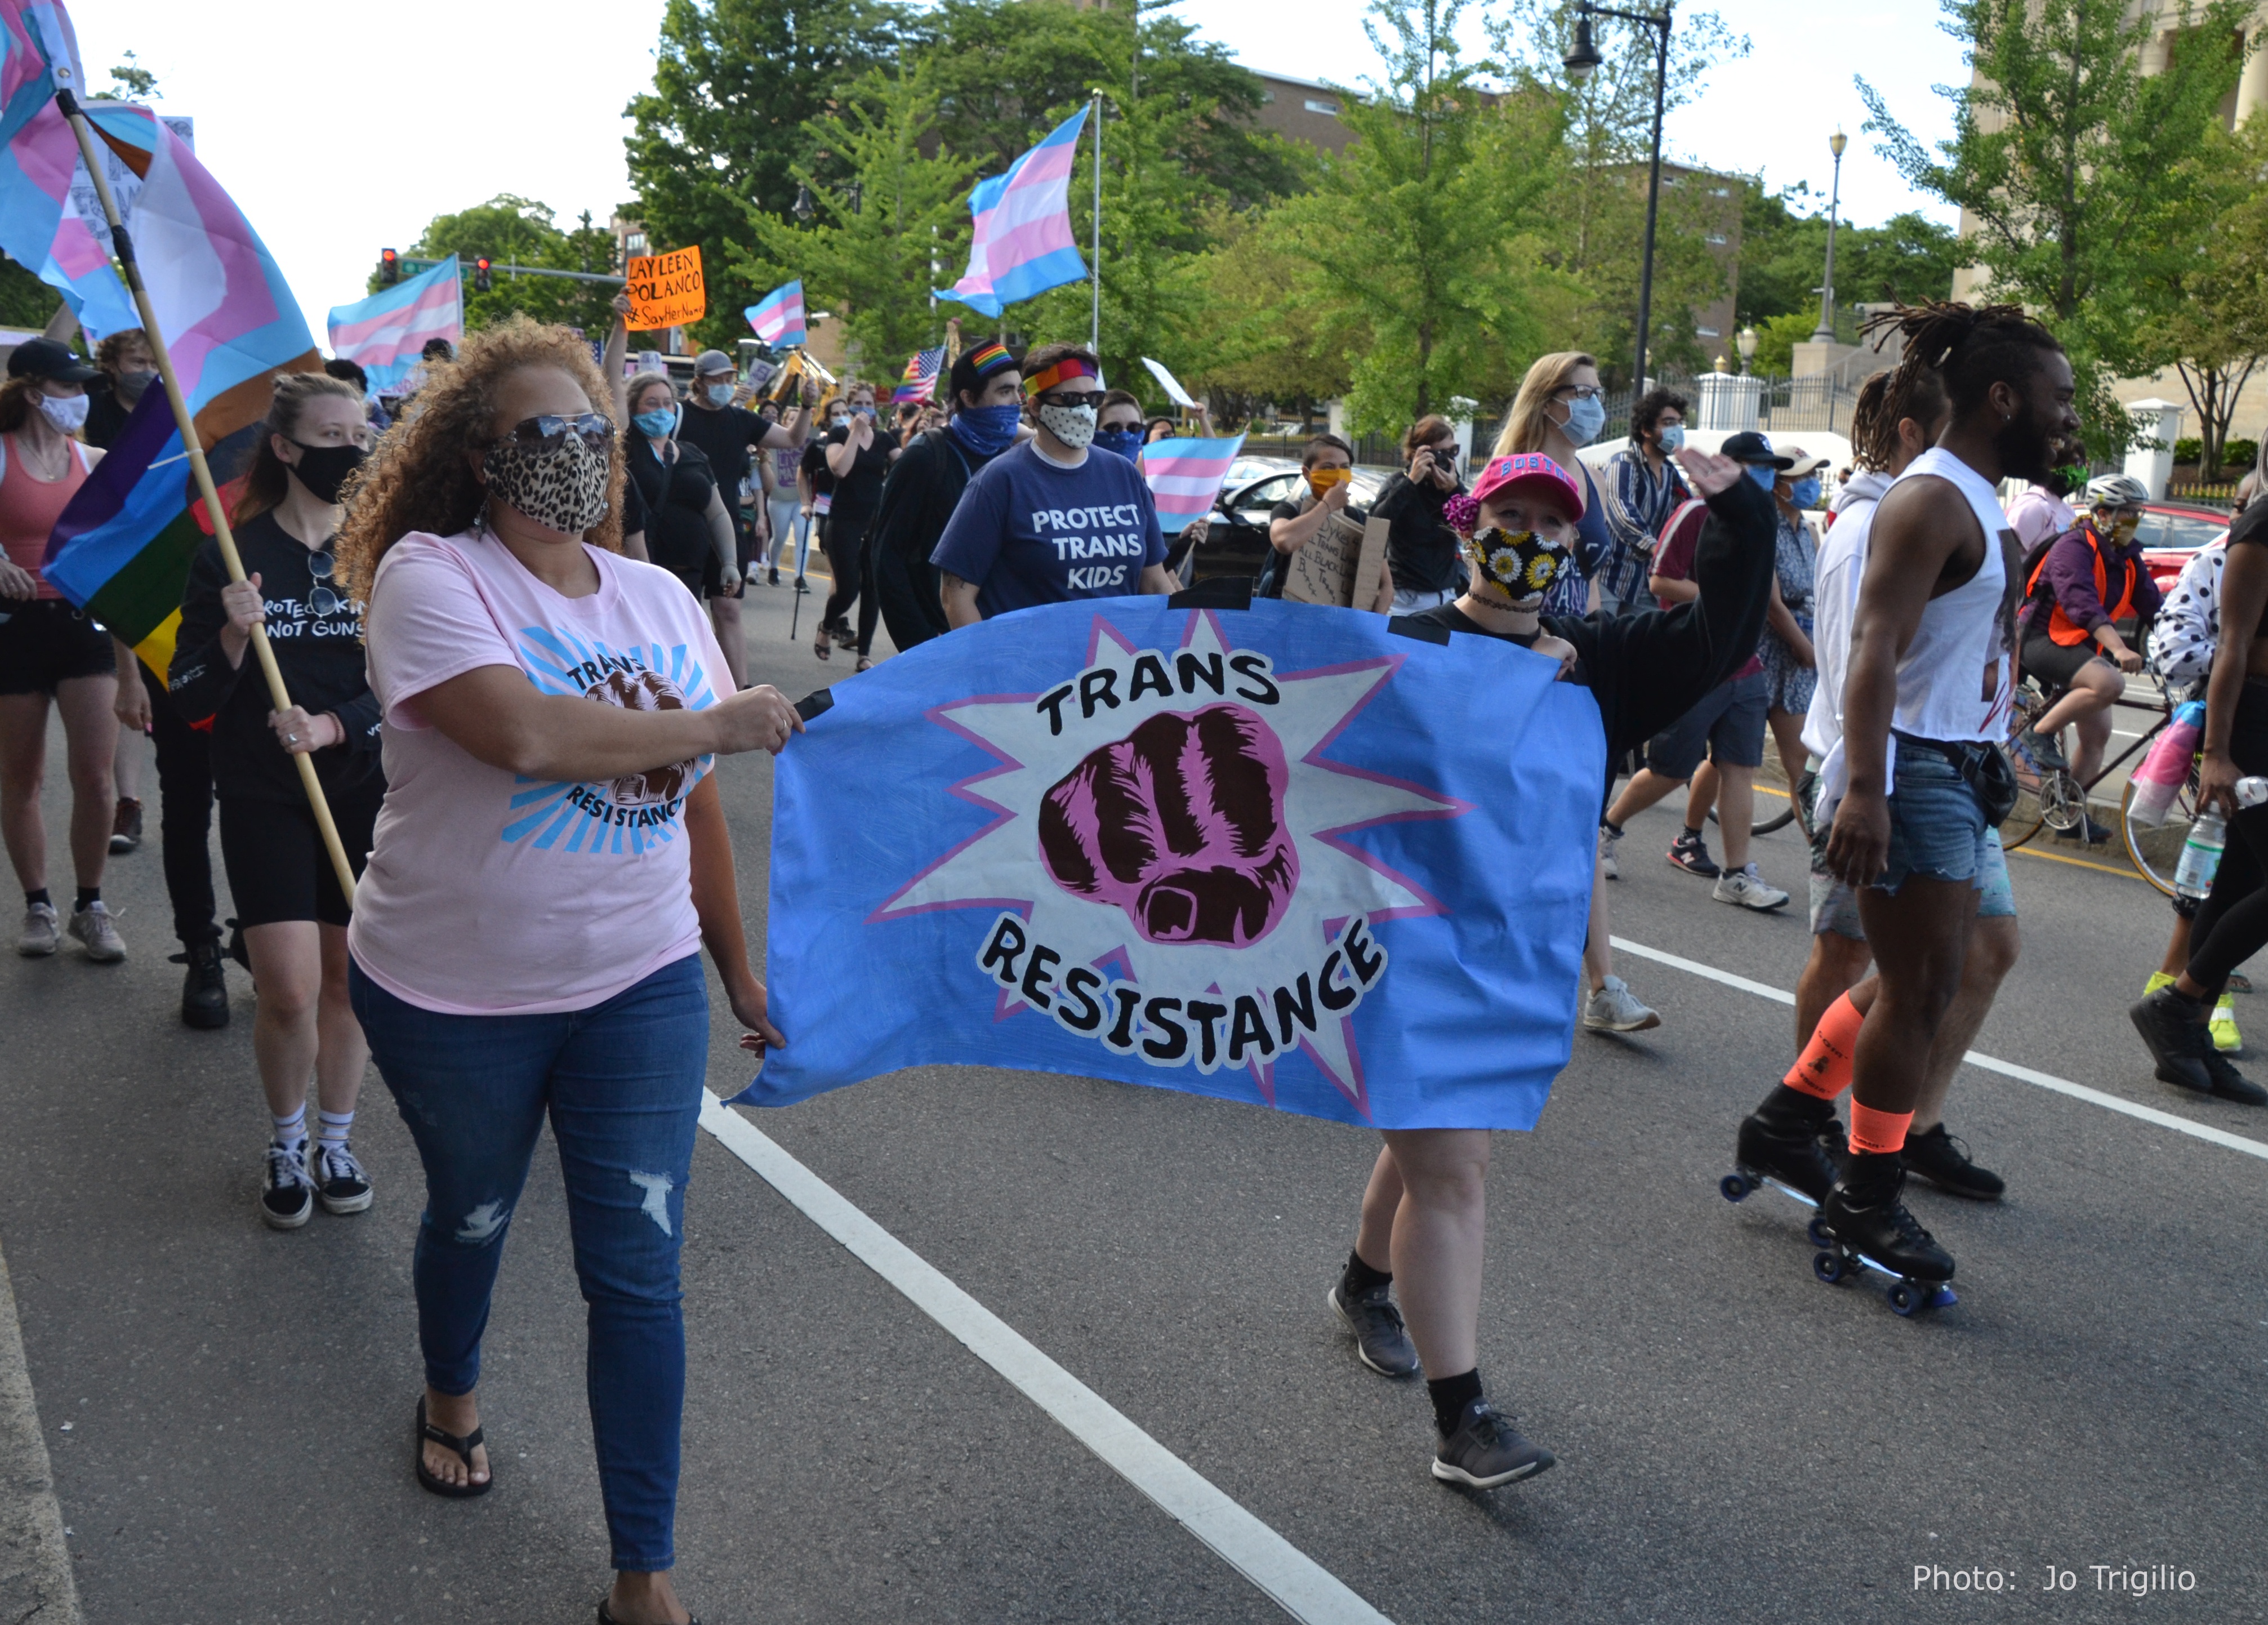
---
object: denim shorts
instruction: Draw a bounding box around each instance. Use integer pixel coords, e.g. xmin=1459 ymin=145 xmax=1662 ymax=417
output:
xmin=1647 ymin=669 xmax=1768 ymax=779
xmin=1803 ymin=764 xmax=2015 ymax=937
xmin=1814 ymin=736 xmax=1998 ymax=905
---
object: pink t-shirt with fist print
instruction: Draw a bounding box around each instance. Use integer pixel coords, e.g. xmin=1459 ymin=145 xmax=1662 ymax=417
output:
xmin=348 ymin=528 xmax=736 ymax=1014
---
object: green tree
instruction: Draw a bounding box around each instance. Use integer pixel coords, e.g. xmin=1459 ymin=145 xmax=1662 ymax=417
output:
xmin=103 ymin=51 xmax=159 ymax=101
xmin=387 ymin=196 xmax=621 ymax=339
xmin=2138 ymin=115 xmax=2268 ymax=476
xmin=1274 ymin=0 xmax=1571 ymax=430
xmin=1171 ymin=203 xmax=1355 ymax=425
xmin=731 ymin=58 xmax=978 ymax=374
xmin=1859 ymin=0 xmax=2257 ymax=454
xmin=624 ymin=0 xmax=902 ymax=351
xmin=1734 ymin=180 xmax=1961 ymax=332
xmin=1492 ymin=0 xmax=1749 ymax=381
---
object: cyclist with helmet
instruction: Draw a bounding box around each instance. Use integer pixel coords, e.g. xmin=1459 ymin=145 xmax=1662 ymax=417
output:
xmin=2016 ymin=473 xmax=2162 ymax=840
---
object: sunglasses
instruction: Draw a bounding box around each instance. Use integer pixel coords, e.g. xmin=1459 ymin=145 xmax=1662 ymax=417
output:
xmin=305 ymin=547 xmax=342 ymax=618
xmin=1032 ymin=389 xmax=1100 ymax=408
xmin=503 ymin=412 xmax=614 ymax=451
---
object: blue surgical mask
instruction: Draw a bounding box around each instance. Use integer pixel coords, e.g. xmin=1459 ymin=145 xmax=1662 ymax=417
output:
xmin=1561 ymin=394 xmax=1606 ymax=448
xmin=1093 ymin=428 xmax=1144 ymax=461
xmin=949 ymin=402 xmax=1022 ymax=457
xmin=1746 ymin=464 xmax=1776 ymax=491
xmin=632 ymin=409 xmax=676 ymax=439
xmin=1790 ymin=475 xmax=1822 ymax=509
xmin=706 ymin=382 xmax=735 ymax=407
xmin=1656 ymin=424 xmax=1685 ymax=453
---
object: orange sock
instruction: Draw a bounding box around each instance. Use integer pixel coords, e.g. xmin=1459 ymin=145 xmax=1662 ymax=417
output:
xmin=1848 ymin=1102 xmax=1914 ymax=1156
xmin=1783 ymin=992 xmax=1864 ymax=1100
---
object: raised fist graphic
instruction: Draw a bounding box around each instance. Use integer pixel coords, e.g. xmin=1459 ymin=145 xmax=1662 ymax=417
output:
xmin=1039 ymin=704 xmax=1299 ymax=947
xmin=589 ymin=667 xmax=690 ymax=808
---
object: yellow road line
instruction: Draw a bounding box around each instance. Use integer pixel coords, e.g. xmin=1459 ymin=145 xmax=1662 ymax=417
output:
xmin=2004 ymin=842 xmax=2150 ymax=882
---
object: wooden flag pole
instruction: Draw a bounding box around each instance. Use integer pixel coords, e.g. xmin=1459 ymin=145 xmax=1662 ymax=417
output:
xmin=56 ymin=91 xmax=358 ymax=900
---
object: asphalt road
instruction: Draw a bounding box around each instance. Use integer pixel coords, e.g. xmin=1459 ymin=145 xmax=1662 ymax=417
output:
xmin=3 ymin=573 xmax=2263 ymax=1624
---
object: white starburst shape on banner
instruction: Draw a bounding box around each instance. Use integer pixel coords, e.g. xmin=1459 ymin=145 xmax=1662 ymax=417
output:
xmin=873 ymin=609 xmax=1469 ymax=1117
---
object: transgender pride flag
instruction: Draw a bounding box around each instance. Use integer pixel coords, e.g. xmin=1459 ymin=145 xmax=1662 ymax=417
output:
xmin=1139 ymin=434 xmax=1246 ymax=532
xmin=935 ymin=105 xmax=1088 ymax=318
xmin=746 ymin=279 xmax=805 ymax=348
xmin=327 ymin=255 xmax=461 ymax=394
xmin=0 ymin=0 xmax=84 ymax=285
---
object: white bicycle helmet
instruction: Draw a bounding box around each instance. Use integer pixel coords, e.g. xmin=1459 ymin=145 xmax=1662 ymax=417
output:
xmin=2084 ymin=473 xmax=2150 ymax=509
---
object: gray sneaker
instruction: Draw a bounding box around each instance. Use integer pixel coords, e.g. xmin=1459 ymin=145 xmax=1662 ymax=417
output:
xmin=1327 ymin=1282 xmax=1419 ymax=1377
xmin=1432 ymin=1399 xmax=1556 ymax=1489
xmin=1713 ymin=864 xmax=1790 ymax=911
xmin=17 ymin=901 xmax=58 ymax=956
xmin=1597 ymin=823 xmax=1623 ymax=880
xmin=1582 ymin=975 xmax=1660 ymax=1032
xmin=67 ymin=901 xmax=125 ymax=962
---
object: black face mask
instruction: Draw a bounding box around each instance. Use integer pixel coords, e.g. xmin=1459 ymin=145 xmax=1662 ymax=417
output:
xmin=288 ymin=440 xmax=367 ymax=506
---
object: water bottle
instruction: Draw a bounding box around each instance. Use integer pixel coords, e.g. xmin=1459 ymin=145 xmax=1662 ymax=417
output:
xmin=2173 ymin=776 xmax=2268 ymax=900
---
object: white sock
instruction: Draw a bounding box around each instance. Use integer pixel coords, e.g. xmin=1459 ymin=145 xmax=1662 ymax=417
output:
xmin=317 ymin=1108 xmax=354 ymax=1151
xmin=271 ymin=1103 xmax=306 ymax=1148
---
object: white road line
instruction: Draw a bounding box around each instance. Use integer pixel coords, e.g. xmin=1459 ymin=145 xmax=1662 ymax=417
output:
xmin=1610 ymin=937 xmax=2268 ymax=1163
xmin=697 ymin=1091 xmax=1394 ymax=1625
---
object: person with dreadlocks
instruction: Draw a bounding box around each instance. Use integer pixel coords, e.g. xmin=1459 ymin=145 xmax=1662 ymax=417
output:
xmin=1748 ymin=302 xmax=2077 ymax=1299
xmin=1729 ymin=360 xmax=2021 ymax=1217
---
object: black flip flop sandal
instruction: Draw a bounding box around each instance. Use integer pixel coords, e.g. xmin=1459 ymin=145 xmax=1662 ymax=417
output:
xmin=415 ymin=1396 xmax=494 ymax=1499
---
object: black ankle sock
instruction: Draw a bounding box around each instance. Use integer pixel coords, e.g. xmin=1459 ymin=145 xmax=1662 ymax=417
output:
xmin=24 ymin=888 xmax=49 ymax=910
xmin=1842 ymin=1148 xmax=1902 ymax=1204
xmin=1340 ymin=1249 xmax=1391 ymax=1298
xmin=73 ymin=887 xmax=99 ymax=912
xmin=1427 ymin=1369 xmax=1483 ymax=1436
xmin=1758 ymin=1084 xmax=1833 ymax=1125
xmin=1601 ymin=818 xmax=1623 ymax=836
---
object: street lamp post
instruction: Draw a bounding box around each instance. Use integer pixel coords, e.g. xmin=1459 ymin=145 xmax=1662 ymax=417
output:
xmin=1809 ymin=127 xmax=1848 ymax=344
xmin=1565 ymin=0 xmax=1674 ymax=397
xmin=1736 ymin=324 xmax=1757 ymax=374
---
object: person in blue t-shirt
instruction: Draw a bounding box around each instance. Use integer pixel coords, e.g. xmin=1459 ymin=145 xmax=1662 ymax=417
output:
xmin=932 ymin=342 xmax=1171 ymax=626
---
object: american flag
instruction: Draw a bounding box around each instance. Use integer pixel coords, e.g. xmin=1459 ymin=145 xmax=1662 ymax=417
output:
xmin=894 ymin=345 xmax=945 ymax=404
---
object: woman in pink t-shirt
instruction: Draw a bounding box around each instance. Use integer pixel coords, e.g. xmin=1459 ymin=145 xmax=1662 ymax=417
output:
xmin=338 ymin=319 xmax=799 ymax=1625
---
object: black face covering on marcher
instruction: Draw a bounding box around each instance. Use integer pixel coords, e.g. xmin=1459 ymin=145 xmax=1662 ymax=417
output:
xmin=288 ymin=441 xmax=368 ymax=506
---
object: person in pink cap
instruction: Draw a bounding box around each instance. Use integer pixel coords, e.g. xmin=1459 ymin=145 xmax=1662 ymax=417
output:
xmin=1322 ymin=440 xmax=1779 ymax=1492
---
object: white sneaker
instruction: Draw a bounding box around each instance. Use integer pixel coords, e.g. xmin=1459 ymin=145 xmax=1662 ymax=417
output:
xmin=67 ymin=901 xmax=126 ymax=961
xmin=17 ymin=901 xmax=58 ymax=956
xmin=1713 ymin=865 xmax=1789 ymax=912
xmin=1597 ymin=823 xmax=1623 ymax=880
xmin=1583 ymin=975 xmax=1660 ymax=1032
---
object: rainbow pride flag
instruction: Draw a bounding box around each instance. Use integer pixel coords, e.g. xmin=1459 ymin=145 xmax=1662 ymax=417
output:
xmin=33 ymin=103 xmax=318 ymax=675
xmin=328 ymin=255 xmax=461 ymax=395
xmin=1138 ymin=434 xmax=1246 ymax=532
xmin=935 ymin=106 xmax=1088 ymax=318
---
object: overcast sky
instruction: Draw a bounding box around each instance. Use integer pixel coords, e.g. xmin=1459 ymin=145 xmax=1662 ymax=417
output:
xmin=66 ymin=0 xmax=1966 ymax=352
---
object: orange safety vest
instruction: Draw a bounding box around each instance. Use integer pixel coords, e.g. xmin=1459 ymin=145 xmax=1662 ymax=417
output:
xmin=2024 ymin=522 xmax=2138 ymax=647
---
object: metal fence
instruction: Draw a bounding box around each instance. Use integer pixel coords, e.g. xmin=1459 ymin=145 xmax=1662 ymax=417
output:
xmin=2165 ymin=479 xmax=2239 ymax=510
xmin=1605 ymin=371 xmax=1864 ymax=442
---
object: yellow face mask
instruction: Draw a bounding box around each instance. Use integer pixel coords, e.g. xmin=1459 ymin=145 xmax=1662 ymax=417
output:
xmin=1307 ymin=465 xmax=1352 ymax=499
xmin=2104 ymin=510 xmax=2140 ymax=544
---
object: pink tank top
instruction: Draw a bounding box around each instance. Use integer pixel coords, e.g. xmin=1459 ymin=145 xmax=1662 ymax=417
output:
xmin=0 ymin=432 xmax=92 ymax=601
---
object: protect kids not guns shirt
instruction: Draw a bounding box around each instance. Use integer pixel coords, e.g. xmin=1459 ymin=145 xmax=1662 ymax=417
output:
xmin=929 ymin=438 xmax=1168 ymax=618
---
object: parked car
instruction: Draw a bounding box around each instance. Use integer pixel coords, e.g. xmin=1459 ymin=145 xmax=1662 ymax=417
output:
xmin=1165 ymin=457 xmax=1396 ymax=586
xmin=2137 ymin=502 xmax=2230 ymax=592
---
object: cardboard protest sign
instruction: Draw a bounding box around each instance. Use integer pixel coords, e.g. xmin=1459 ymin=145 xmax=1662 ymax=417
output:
xmin=1282 ymin=511 xmax=1389 ymax=612
xmin=625 ymin=245 xmax=706 ymax=332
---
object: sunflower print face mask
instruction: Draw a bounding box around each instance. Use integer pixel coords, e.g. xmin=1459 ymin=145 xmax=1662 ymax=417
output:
xmin=1468 ymin=525 xmax=1570 ymax=609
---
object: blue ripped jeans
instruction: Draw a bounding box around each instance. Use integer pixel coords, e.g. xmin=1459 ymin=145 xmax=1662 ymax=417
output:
xmin=349 ymin=951 xmax=709 ymax=1573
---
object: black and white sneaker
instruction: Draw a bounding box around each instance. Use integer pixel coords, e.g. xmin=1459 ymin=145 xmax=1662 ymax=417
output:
xmin=311 ymin=1141 xmax=374 ymax=1215
xmin=1666 ymin=829 xmax=1720 ymax=878
xmin=1327 ymin=1283 xmax=1419 ymax=1377
xmin=261 ymin=1140 xmax=314 ymax=1230
xmin=1432 ymin=1400 xmax=1556 ymax=1489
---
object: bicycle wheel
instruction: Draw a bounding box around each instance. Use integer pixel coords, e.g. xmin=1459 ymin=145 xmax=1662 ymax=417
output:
xmin=2000 ymin=745 xmax=2048 ymax=851
xmin=2121 ymin=774 xmax=2196 ymax=898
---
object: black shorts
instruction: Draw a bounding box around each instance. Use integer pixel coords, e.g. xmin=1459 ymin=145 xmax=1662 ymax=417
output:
xmin=0 ymin=599 xmax=114 ymax=696
xmin=218 ymin=790 xmax=378 ymax=928
xmin=2021 ymin=632 xmax=2106 ymax=692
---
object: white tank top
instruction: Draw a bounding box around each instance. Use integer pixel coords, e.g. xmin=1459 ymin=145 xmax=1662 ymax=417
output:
xmin=1882 ymin=446 xmax=2021 ymax=745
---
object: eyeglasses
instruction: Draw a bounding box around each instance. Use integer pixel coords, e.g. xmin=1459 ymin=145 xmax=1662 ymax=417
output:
xmin=1553 ymin=384 xmax=1602 ymax=402
xmin=306 ymin=547 xmax=341 ymax=617
xmin=503 ymin=412 xmax=614 ymax=451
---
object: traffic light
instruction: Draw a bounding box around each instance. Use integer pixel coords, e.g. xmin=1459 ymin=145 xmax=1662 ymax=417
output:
xmin=474 ymin=257 xmax=493 ymax=293
xmin=379 ymin=248 xmax=398 ymax=286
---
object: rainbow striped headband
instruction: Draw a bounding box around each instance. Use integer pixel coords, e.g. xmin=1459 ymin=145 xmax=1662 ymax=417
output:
xmin=1023 ymin=355 xmax=1099 ymax=399
xmin=964 ymin=340 xmax=1015 ymax=379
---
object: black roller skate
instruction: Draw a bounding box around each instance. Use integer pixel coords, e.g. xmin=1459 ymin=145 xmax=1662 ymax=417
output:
xmin=1722 ymin=1108 xmax=1841 ymax=1247
xmin=1814 ymin=1165 xmax=1958 ymax=1317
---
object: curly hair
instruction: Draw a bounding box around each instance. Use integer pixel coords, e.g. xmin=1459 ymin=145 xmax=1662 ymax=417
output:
xmin=1847 ymin=364 xmax=1949 ymax=474
xmin=94 ymin=327 xmax=149 ymax=374
xmin=338 ymin=315 xmax=622 ymax=600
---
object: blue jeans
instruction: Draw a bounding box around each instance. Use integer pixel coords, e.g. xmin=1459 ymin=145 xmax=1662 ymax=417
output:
xmin=349 ymin=951 xmax=709 ymax=1573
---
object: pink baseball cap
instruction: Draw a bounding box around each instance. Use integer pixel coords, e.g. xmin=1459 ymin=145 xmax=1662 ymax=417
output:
xmin=1469 ymin=451 xmax=1584 ymax=522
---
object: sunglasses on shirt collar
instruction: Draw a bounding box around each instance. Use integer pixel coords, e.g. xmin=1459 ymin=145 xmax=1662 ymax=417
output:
xmin=501 ymin=412 xmax=614 ymax=451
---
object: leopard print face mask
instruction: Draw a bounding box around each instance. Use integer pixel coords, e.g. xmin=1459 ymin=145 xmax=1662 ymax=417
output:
xmin=484 ymin=432 xmax=612 ymax=537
